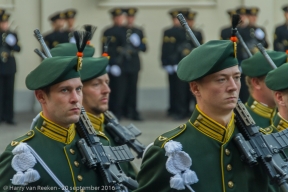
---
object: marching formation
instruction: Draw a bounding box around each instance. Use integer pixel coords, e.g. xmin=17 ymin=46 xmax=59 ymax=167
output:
xmin=0 ymin=3 xmax=288 ymax=192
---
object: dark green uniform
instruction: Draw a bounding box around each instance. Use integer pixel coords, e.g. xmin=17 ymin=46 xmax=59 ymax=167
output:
xmin=0 ymin=114 xmax=110 ymax=192
xmin=135 ymin=106 xmax=275 ymax=192
xmin=245 ymin=96 xmax=276 ymax=129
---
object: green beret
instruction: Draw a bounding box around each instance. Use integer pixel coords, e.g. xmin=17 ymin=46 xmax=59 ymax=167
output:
xmin=81 ymin=57 xmax=109 ymax=82
xmin=241 ymin=51 xmax=287 ymax=77
xmin=50 ymin=43 xmax=95 ymax=57
xmin=26 ymin=56 xmax=80 ymax=90
xmin=177 ymin=40 xmax=238 ymax=82
xmin=265 ymin=63 xmax=288 ymax=91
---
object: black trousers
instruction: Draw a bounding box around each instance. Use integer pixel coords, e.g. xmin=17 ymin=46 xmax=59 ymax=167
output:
xmin=109 ymin=72 xmax=139 ymax=119
xmin=167 ymin=73 xmax=195 ymax=116
xmin=0 ymin=74 xmax=15 ymax=122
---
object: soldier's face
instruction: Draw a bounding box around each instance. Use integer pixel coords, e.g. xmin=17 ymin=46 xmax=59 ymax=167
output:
xmin=285 ymin=12 xmax=288 ymax=21
xmin=36 ymin=78 xmax=83 ymax=128
xmin=114 ymin=15 xmax=126 ymax=26
xmin=0 ymin=21 xmax=9 ymax=31
xmin=66 ymin=18 xmax=75 ymax=28
xmin=82 ymin=74 xmax=110 ymax=116
xmin=248 ymin=15 xmax=257 ymax=25
xmin=274 ymin=90 xmax=288 ymax=117
xmin=190 ymin=65 xmax=241 ymax=114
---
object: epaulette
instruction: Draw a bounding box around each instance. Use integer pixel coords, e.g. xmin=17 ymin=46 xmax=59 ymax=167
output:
xmin=259 ymin=126 xmax=273 ymax=135
xmin=10 ymin=130 xmax=35 ymax=147
xmin=154 ymin=123 xmax=187 ymax=148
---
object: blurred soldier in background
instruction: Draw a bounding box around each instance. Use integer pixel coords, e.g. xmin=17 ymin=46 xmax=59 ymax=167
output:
xmin=64 ymin=8 xmax=77 ymax=33
xmin=236 ymin=6 xmax=249 ymax=28
xmin=44 ymin=11 xmax=69 ymax=49
xmin=161 ymin=8 xmax=183 ymax=119
xmin=274 ymin=5 xmax=288 ymax=52
xmin=0 ymin=10 xmax=21 ymax=125
xmin=237 ymin=7 xmax=269 ymax=103
xmin=122 ymin=7 xmax=147 ymax=121
xmin=220 ymin=9 xmax=236 ymax=40
xmin=102 ymin=8 xmax=127 ymax=120
xmin=161 ymin=8 xmax=203 ymax=120
xmin=64 ymin=9 xmax=77 ymax=43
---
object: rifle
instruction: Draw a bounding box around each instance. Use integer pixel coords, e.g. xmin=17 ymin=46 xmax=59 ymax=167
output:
xmin=76 ymin=107 xmax=139 ymax=191
xmin=33 ymin=29 xmax=52 ymax=58
xmin=234 ymin=100 xmax=288 ymax=191
xmin=177 ymin=13 xmax=288 ymax=191
xmin=104 ymin=111 xmax=146 ymax=159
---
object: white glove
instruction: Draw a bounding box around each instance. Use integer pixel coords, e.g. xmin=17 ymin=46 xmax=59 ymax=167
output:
xmin=106 ymin=65 xmax=110 ymax=72
xmin=110 ymin=65 xmax=121 ymax=76
xmin=173 ymin=65 xmax=178 ymax=73
xmin=164 ymin=65 xmax=174 ymax=75
xmin=129 ymin=33 xmax=141 ymax=47
xmin=255 ymin=28 xmax=265 ymax=40
xmin=69 ymin=36 xmax=76 ymax=43
xmin=5 ymin=34 xmax=17 ymax=46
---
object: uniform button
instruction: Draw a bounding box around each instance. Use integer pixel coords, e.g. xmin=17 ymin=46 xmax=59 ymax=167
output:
xmin=227 ymin=164 xmax=232 ymax=171
xmin=40 ymin=127 xmax=45 ymax=132
xmin=70 ymin=149 xmax=75 ymax=154
xmin=228 ymin=181 xmax=234 ymax=188
xmin=225 ymin=149 xmax=230 ymax=156
xmin=80 ymin=189 xmax=85 ymax=192
xmin=74 ymin=161 xmax=79 ymax=167
xmin=27 ymin=132 xmax=32 ymax=136
xmin=77 ymin=175 xmax=83 ymax=181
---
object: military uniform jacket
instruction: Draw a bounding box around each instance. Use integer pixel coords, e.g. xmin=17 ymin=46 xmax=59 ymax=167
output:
xmin=44 ymin=30 xmax=69 ymax=49
xmin=245 ymin=96 xmax=276 ymax=129
xmin=161 ymin=26 xmax=183 ymax=66
xmin=135 ymin=106 xmax=277 ymax=192
xmin=102 ymin=25 xmax=126 ymax=68
xmin=123 ymin=26 xmax=147 ymax=73
xmin=0 ymin=113 xmax=112 ymax=192
xmin=220 ymin=26 xmax=232 ymax=40
xmin=0 ymin=31 xmax=20 ymax=75
xmin=237 ymin=25 xmax=269 ymax=61
xmin=267 ymin=112 xmax=288 ymax=133
xmin=273 ymin=23 xmax=288 ymax=52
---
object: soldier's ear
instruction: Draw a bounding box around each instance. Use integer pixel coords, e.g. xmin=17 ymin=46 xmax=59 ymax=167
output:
xmin=189 ymin=81 xmax=200 ymax=97
xmin=35 ymin=90 xmax=47 ymax=104
xmin=275 ymin=91 xmax=285 ymax=107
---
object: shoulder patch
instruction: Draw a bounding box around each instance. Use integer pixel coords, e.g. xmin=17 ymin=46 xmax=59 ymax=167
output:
xmin=11 ymin=130 xmax=35 ymax=147
xmin=154 ymin=124 xmax=187 ymax=148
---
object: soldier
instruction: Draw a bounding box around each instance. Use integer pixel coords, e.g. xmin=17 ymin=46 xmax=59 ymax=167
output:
xmin=237 ymin=7 xmax=269 ymax=103
xmin=173 ymin=9 xmax=203 ymax=120
xmin=241 ymin=51 xmax=287 ymax=129
xmin=64 ymin=9 xmax=77 ymax=33
xmin=121 ymin=7 xmax=147 ymax=121
xmin=135 ymin=40 xmax=277 ymax=191
xmin=102 ymin=8 xmax=127 ymax=120
xmin=63 ymin=9 xmax=77 ymax=43
xmin=273 ymin=5 xmax=288 ymax=52
xmin=44 ymin=11 xmax=69 ymax=49
xmin=220 ymin=9 xmax=236 ymax=40
xmin=161 ymin=8 xmax=182 ymax=118
xmin=0 ymin=43 xmax=112 ymax=191
xmin=50 ymin=41 xmax=137 ymax=179
xmin=235 ymin=6 xmax=249 ymax=28
xmin=0 ymin=11 xmax=20 ymax=125
xmin=265 ymin=63 xmax=288 ymax=133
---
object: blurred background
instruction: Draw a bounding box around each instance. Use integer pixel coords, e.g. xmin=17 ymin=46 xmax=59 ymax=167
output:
xmin=1 ymin=0 xmax=286 ymax=113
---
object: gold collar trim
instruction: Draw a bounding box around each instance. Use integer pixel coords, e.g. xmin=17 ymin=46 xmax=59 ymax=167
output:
xmin=246 ymin=99 xmax=275 ymax=119
xmin=273 ymin=113 xmax=288 ymax=132
xmin=86 ymin=112 xmax=104 ymax=132
xmin=190 ymin=105 xmax=235 ymax=143
xmin=37 ymin=112 xmax=76 ymax=144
